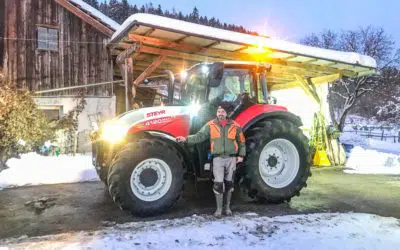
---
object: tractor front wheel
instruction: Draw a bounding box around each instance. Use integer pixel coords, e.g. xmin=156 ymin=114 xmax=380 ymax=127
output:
xmin=107 ymin=138 xmax=184 ymax=216
xmin=245 ymin=119 xmax=311 ymax=203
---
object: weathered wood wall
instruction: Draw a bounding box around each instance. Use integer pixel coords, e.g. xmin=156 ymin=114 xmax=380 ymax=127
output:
xmin=3 ymin=0 xmax=113 ymax=96
xmin=0 ymin=0 xmax=4 ymax=69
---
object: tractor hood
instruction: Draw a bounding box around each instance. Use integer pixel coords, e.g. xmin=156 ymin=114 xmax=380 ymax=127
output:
xmin=97 ymin=103 xmax=291 ymax=143
xmin=117 ymin=106 xmax=196 ymax=126
xmin=97 ymin=105 xmax=196 ymax=143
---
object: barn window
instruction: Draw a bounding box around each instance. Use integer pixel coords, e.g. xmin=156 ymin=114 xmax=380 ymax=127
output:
xmin=38 ymin=106 xmax=63 ymax=121
xmin=37 ymin=27 xmax=58 ymax=51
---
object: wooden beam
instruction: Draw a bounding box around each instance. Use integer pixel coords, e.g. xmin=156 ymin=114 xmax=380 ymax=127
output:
xmin=116 ymin=42 xmax=142 ymax=65
xmin=129 ymin=34 xmax=199 ymax=53
xmin=294 ymin=74 xmax=321 ymax=103
xmin=204 ymin=41 xmax=221 ymax=48
xmin=134 ymin=61 xmax=181 ymax=73
xmin=133 ymin=55 xmax=167 ymax=86
xmin=175 ymin=35 xmax=190 ymax=43
xmin=125 ymin=34 xmax=355 ymax=76
xmin=357 ymin=69 xmax=376 ymax=77
xmin=140 ymin=45 xmax=215 ymax=63
xmin=55 ymin=0 xmax=113 ymax=36
xmin=271 ymin=73 xmax=341 ymax=91
xmin=143 ymin=28 xmax=156 ymax=36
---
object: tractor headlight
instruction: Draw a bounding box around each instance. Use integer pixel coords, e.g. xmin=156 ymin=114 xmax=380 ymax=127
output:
xmin=101 ymin=120 xmax=129 ymax=144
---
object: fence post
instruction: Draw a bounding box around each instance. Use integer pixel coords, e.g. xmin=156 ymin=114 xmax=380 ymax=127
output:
xmin=398 ymin=131 xmax=400 ymax=143
xmin=381 ymin=130 xmax=384 ymax=141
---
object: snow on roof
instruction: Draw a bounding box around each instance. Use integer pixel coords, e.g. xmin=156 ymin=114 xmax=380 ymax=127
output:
xmin=68 ymin=0 xmax=120 ymax=31
xmin=111 ymin=13 xmax=376 ymax=69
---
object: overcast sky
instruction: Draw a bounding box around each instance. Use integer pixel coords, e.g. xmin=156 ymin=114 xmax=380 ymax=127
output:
xmin=127 ymin=0 xmax=399 ymax=45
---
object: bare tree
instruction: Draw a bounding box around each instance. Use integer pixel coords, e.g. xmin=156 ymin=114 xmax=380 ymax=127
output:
xmin=302 ymin=27 xmax=400 ymax=131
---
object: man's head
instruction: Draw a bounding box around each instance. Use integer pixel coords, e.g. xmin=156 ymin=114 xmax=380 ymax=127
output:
xmin=216 ymin=102 xmax=233 ymax=121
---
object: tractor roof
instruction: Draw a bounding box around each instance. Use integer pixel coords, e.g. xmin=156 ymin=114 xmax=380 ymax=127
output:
xmin=110 ymin=14 xmax=377 ymax=91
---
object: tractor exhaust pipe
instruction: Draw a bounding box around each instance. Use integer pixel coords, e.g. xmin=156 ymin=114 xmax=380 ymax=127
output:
xmin=165 ymin=70 xmax=175 ymax=105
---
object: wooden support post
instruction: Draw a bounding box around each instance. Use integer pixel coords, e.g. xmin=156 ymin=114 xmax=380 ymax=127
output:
xmin=124 ymin=58 xmax=129 ymax=112
xmin=294 ymin=74 xmax=321 ymax=104
xmin=121 ymin=58 xmax=133 ymax=111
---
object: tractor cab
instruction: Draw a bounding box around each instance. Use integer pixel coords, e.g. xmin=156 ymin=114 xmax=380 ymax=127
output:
xmin=177 ymin=62 xmax=274 ymax=120
xmin=180 ymin=62 xmax=270 ymax=106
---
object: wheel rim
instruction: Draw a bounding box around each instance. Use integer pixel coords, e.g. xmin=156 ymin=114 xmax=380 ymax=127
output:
xmin=258 ymin=139 xmax=300 ymax=188
xmin=130 ymin=158 xmax=172 ymax=202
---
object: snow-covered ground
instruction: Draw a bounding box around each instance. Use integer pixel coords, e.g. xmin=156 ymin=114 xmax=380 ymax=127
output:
xmin=340 ymin=131 xmax=400 ymax=175
xmin=1 ymin=213 xmax=399 ymax=249
xmin=0 ymin=153 xmax=98 ymax=190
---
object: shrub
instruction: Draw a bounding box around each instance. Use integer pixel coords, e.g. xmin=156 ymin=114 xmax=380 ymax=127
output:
xmin=0 ymin=81 xmax=55 ymax=171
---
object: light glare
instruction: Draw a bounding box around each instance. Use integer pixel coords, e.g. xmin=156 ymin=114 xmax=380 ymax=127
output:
xmin=180 ymin=70 xmax=188 ymax=80
xmin=101 ymin=121 xmax=129 ymax=144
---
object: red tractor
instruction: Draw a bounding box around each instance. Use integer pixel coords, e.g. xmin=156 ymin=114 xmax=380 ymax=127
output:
xmin=92 ymin=61 xmax=311 ymax=216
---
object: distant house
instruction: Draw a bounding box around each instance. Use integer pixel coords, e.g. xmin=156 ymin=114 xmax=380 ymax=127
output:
xmin=0 ymin=0 xmax=121 ymax=152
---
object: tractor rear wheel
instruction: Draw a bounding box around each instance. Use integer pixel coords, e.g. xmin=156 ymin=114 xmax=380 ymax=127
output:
xmin=245 ymin=119 xmax=311 ymax=203
xmin=107 ymin=138 xmax=184 ymax=216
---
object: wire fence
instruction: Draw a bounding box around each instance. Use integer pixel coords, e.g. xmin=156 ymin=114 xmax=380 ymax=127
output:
xmin=344 ymin=125 xmax=400 ymax=143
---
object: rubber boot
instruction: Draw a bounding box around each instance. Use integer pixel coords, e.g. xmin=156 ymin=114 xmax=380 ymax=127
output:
xmin=214 ymin=193 xmax=223 ymax=217
xmin=225 ymin=191 xmax=233 ymax=216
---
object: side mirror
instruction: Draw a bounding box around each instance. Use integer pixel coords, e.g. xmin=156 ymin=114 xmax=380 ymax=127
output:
xmin=209 ymin=62 xmax=224 ymax=87
xmin=268 ymin=96 xmax=277 ymax=104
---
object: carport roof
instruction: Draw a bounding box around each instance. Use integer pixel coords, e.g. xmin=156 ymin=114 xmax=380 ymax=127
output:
xmin=109 ymin=13 xmax=377 ymax=90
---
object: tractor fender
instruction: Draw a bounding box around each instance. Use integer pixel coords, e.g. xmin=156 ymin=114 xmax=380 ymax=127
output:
xmin=242 ymin=111 xmax=303 ymax=132
xmin=145 ymin=131 xmax=194 ymax=171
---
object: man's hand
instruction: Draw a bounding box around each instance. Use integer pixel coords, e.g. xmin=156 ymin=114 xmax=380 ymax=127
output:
xmin=237 ymin=156 xmax=243 ymax=163
xmin=176 ymin=136 xmax=187 ymax=143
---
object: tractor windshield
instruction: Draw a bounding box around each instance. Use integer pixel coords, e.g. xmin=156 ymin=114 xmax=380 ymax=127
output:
xmin=208 ymin=68 xmax=255 ymax=103
xmin=179 ymin=65 xmax=268 ymax=106
xmin=180 ymin=68 xmax=208 ymax=105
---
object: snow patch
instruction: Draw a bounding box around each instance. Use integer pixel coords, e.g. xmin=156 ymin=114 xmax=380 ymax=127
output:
xmin=2 ymin=213 xmax=400 ymax=249
xmin=0 ymin=153 xmax=98 ymax=190
xmin=345 ymin=147 xmax=400 ymax=175
xmin=340 ymin=132 xmax=400 ymax=175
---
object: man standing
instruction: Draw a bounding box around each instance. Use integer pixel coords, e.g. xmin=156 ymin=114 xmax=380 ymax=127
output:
xmin=176 ymin=102 xmax=246 ymax=217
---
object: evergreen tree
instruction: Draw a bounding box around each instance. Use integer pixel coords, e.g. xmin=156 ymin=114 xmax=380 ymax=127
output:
xmin=177 ymin=11 xmax=184 ymax=20
xmin=189 ymin=7 xmax=200 ymax=23
xmin=95 ymin=1 xmax=255 ymax=34
xmin=107 ymin=0 xmax=119 ymax=22
xmin=99 ymin=0 xmax=109 ymax=16
xmin=156 ymin=4 xmax=163 ymax=15
xmin=119 ymin=0 xmax=130 ymax=23
xmin=83 ymin=0 xmax=99 ymax=9
xmin=132 ymin=4 xmax=139 ymax=14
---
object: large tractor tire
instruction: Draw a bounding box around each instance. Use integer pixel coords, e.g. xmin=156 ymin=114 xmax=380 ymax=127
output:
xmin=92 ymin=143 xmax=108 ymax=185
xmin=245 ymin=119 xmax=311 ymax=203
xmin=107 ymin=138 xmax=184 ymax=216
xmin=96 ymin=166 xmax=108 ymax=185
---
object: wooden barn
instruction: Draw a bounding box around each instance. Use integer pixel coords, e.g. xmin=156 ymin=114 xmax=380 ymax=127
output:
xmin=1 ymin=0 xmax=121 ymax=90
xmin=0 ymin=0 xmax=122 ymax=152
